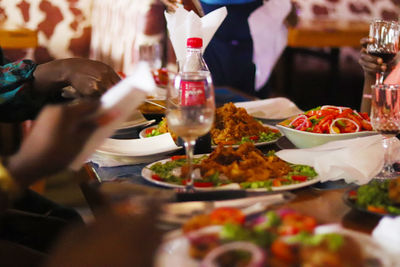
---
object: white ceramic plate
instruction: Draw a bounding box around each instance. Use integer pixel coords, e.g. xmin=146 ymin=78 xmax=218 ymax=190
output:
xmin=94 ymin=134 xmax=182 ymax=165
xmin=140 ymin=124 xmax=282 ymax=148
xmin=95 ymin=146 xmax=182 ymax=165
xmin=155 ymin=225 xmax=397 ymax=267
xmin=276 ymin=125 xmax=378 ymax=149
xmin=234 ymin=98 xmax=303 ymax=121
xmin=141 ymin=155 xmax=320 ymax=192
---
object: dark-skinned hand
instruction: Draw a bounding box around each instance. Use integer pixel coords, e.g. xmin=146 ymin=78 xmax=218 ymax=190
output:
xmin=33 ymin=58 xmax=120 ymax=98
xmin=358 ymin=37 xmax=389 ymax=76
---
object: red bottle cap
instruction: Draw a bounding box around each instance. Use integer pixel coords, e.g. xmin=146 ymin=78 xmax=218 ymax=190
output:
xmin=187 ymin=37 xmax=203 ymax=48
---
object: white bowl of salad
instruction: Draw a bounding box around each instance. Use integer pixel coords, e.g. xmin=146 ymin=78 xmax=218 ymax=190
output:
xmin=276 ymin=105 xmax=378 ymax=148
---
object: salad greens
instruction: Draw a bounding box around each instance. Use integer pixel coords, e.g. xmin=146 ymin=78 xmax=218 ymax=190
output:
xmin=353 ymin=180 xmax=400 ymax=215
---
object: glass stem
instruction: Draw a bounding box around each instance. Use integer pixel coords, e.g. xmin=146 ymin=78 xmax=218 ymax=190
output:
xmin=382 ymin=136 xmax=395 ymax=175
xmin=376 ymin=71 xmax=385 ymax=84
xmin=183 ymin=138 xmax=196 ymax=190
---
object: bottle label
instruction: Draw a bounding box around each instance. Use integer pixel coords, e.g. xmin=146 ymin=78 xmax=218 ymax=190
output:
xmin=180 ymin=80 xmax=206 ymax=106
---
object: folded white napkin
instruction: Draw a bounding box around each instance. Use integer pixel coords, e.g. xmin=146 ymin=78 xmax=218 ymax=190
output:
xmin=249 ymin=0 xmax=291 ymax=90
xmin=372 ymin=216 xmax=400 ymax=256
xmin=69 ymin=62 xmax=156 ymax=170
xmin=90 ymin=133 xmax=180 ymax=167
xmin=276 ymin=135 xmax=385 ymax=185
xmin=164 ymin=5 xmax=227 ymax=64
xmin=234 ymin=97 xmax=302 ymax=120
xmin=97 ymin=133 xmax=179 ymax=156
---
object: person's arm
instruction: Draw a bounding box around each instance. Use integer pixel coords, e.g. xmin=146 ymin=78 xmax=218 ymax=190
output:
xmin=0 ymin=58 xmax=120 ymax=122
xmin=4 ymin=99 xmax=117 ymax=188
xmin=0 ymin=59 xmax=44 ymax=122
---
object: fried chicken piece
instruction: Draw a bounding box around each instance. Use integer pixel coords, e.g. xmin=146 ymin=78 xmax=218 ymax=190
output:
xmin=198 ymin=143 xmax=291 ymax=183
xmin=211 ymin=103 xmax=278 ymax=145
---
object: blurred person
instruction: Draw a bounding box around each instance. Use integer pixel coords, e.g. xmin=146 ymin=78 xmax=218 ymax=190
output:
xmin=0 ymin=51 xmax=120 ymax=265
xmin=44 ymin=202 xmax=161 ymax=267
xmin=359 ymin=37 xmax=398 ymax=113
xmin=162 ymin=0 xmax=297 ymax=98
xmin=0 ymin=51 xmax=120 ymax=122
xmin=0 ymin=100 xmax=119 ymax=266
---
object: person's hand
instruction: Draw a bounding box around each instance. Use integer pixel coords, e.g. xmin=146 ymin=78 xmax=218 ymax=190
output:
xmin=359 ymin=37 xmax=388 ymax=76
xmin=44 ymin=204 xmax=162 ymax=267
xmin=160 ymin=0 xmax=180 ymax=13
xmin=33 ymin=58 xmax=121 ymax=98
xmin=284 ymin=2 xmax=299 ymax=28
xmin=6 ymin=100 xmax=118 ymax=187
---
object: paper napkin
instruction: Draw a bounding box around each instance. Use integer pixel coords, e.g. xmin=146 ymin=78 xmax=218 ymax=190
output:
xmin=90 ymin=133 xmax=180 ymax=167
xmin=249 ymin=0 xmax=291 ymax=90
xmin=372 ymin=216 xmax=400 ymax=256
xmin=276 ymin=135 xmax=385 ymax=185
xmin=234 ymin=97 xmax=302 ymax=120
xmin=69 ymin=62 xmax=156 ymax=170
xmin=164 ymin=4 xmax=227 ymax=63
xmin=97 ymin=133 xmax=179 ymax=156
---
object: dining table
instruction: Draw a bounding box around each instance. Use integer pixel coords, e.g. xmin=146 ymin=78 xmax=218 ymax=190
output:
xmin=81 ymin=121 xmax=381 ymax=235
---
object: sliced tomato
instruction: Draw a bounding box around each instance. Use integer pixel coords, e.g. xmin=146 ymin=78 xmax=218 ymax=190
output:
xmin=291 ymin=117 xmax=312 ymax=131
xmin=361 ymin=120 xmax=373 ymax=131
xmin=151 ymin=174 xmax=162 ymax=181
xmin=171 ymin=155 xmax=186 ymax=160
xmin=250 ymin=136 xmax=259 ymax=141
xmin=348 ymin=190 xmax=357 ymax=199
xmin=209 ymin=207 xmax=245 ymax=225
xmin=313 ymin=125 xmax=323 ymax=133
xmin=279 ymin=213 xmax=317 ymax=235
xmin=117 ymin=71 xmax=126 ymax=79
xmin=367 ymin=205 xmax=387 ymax=214
xmin=291 ymin=175 xmax=307 ymax=182
xmin=193 ymin=181 xmax=214 ymax=188
xmin=359 ymin=112 xmax=370 ymax=120
xmin=145 ymin=127 xmax=155 ymax=134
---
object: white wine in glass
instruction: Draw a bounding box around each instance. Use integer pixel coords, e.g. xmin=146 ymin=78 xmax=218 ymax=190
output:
xmin=166 ymin=71 xmax=215 ymax=190
xmin=370 ymin=84 xmax=400 ymax=179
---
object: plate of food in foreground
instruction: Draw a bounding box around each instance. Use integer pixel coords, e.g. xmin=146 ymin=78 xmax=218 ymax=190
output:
xmin=343 ymin=178 xmax=400 ymax=217
xmin=277 ymin=105 xmax=377 ymax=148
xmin=140 ymin=102 xmax=282 ymax=147
xmin=141 ymin=143 xmax=319 ymax=191
xmin=155 ymin=208 xmax=396 ymax=267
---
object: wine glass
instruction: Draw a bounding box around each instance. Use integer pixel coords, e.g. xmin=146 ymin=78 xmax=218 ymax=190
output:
xmin=367 ymin=19 xmax=400 ymax=84
xmin=370 ymin=84 xmax=400 ymax=179
xmin=166 ymin=71 xmax=215 ymax=191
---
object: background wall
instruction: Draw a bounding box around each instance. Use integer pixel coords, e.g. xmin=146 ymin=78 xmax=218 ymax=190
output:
xmin=294 ymin=0 xmax=400 ymax=21
xmin=0 ymin=0 xmax=92 ymax=63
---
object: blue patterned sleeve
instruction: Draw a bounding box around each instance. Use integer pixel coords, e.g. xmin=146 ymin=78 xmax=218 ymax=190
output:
xmin=0 ymin=60 xmax=37 ymax=104
xmin=0 ymin=59 xmax=48 ymax=122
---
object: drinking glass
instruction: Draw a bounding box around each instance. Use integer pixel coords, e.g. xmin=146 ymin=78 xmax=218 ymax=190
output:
xmin=370 ymin=84 xmax=400 ymax=179
xmin=166 ymin=72 xmax=215 ymax=191
xmin=138 ymin=42 xmax=163 ymax=70
xmin=367 ymin=19 xmax=400 ymax=84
